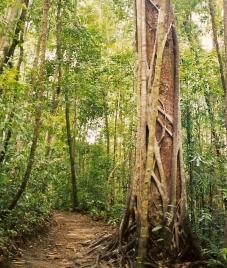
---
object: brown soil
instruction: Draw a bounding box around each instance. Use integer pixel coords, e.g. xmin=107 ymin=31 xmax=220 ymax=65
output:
xmin=3 ymin=212 xmax=114 ymax=268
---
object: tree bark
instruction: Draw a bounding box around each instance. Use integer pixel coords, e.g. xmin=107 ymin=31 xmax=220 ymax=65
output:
xmin=0 ymin=0 xmax=29 ymax=73
xmin=8 ymin=0 xmax=50 ymax=210
xmin=209 ymin=0 xmax=227 ymax=134
xmin=103 ymin=91 xmax=111 ymax=211
xmin=65 ymin=86 xmax=79 ymax=211
xmin=0 ymin=112 xmax=13 ymax=164
xmin=0 ymin=8 xmax=27 ymax=165
xmin=183 ymin=16 xmax=222 ymax=158
xmin=224 ymin=194 xmax=227 ymax=248
xmin=91 ymin=1 xmax=202 ymax=266
xmin=113 ymin=92 xmax=120 ymax=168
xmin=204 ymin=92 xmax=222 ymax=157
xmin=0 ymin=0 xmax=29 ymax=72
xmin=45 ymin=0 xmax=62 ymax=157
xmin=224 ymin=220 xmax=227 ymax=248
xmin=224 ymin=0 xmax=227 ymax=248
xmin=132 ymin=1 xmax=201 ymax=263
xmin=185 ymin=101 xmax=196 ymax=225
xmin=0 ymin=0 xmax=22 ymax=59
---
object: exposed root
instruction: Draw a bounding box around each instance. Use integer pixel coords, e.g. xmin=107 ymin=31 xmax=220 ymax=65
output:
xmin=187 ymin=260 xmax=226 ymax=268
xmin=84 ymin=226 xmax=137 ymax=268
xmin=84 ymin=226 xmax=206 ymax=268
xmin=84 ymin=221 xmax=173 ymax=268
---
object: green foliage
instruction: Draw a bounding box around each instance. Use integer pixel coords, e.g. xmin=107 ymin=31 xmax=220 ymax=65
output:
xmin=0 ymin=0 xmax=226 ymax=264
xmin=178 ymin=0 xmax=226 ymax=260
xmin=219 ymin=248 xmax=227 ymax=262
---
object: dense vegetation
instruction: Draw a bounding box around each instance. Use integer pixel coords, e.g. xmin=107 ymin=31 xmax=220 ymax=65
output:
xmin=0 ymin=0 xmax=226 ymax=265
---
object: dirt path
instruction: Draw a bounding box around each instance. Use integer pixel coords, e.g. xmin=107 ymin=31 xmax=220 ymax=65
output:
xmin=5 ymin=212 xmax=113 ymax=268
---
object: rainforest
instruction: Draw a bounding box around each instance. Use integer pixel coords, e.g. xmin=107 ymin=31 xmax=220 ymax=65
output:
xmin=0 ymin=0 xmax=227 ymax=267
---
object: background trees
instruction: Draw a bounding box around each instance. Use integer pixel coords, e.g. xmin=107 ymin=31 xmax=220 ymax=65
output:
xmin=0 ymin=0 xmax=226 ymax=265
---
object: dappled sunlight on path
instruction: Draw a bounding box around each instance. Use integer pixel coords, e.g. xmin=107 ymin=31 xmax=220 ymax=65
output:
xmin=7 ymin=212 xmax=113 ymax=268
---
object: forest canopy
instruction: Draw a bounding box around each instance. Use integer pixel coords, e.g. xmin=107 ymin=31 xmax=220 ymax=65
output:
xmin=0 ymin=0 xmax=227 ymax=267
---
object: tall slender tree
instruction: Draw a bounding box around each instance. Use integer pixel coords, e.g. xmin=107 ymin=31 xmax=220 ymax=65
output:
xmin=209 ymin=0 xmax=227 ymax=135
xmin=63 ymin=4 xmax=79 ymax=210
xmin=0 ymin=0 xmax=29 ymax=72
xmin=0 ymin=0 xmax=29 ymax=165
xmin=223 ymin=0 xmax=227 ymax=248
xmin=45 ymin=0 xmax=63 ymax=158
xmin=8 ymin=0 xmax=50 ymax=210
xmin=65 ymin=80 xmax=79 ymax=211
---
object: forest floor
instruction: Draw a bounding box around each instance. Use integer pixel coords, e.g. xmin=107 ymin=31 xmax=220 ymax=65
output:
xmin=2 ymin=212 xmax=114 ymax=268
xmin=1 ymin=212 xmax=205 ymax=268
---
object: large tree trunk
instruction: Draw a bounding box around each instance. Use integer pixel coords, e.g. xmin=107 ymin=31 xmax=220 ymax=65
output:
xmin=127 ymin=0 xmax=194 ymax=264
xmin=91 ymin=1 xmax=201 ymax=266
xmin=8 ymin=0 xmax=50 ymax=210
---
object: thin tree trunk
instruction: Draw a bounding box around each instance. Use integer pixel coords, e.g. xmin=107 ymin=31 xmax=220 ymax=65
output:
xmin=72 ymin=100 xmax=78 ymax=156
xmin=0 ymin=11 xmax=27 ymax=165
xmin=58 ymin=0 xmax=78 ymax=211
xmin=65 ymin=87 xmax=79 ymax=211
xmin=113 ymin=91 xmax=120 ymax=166
xmin=209 ymin=0 xmax=227 ymax=133
xmin=8 ymin=0 xmax=50 ymax=210
xmin=224 ymin=219 xmax=227 ymax=247
xmin=4 ymin=0 xmax=29 ymax=65
xmin=0 ymin=113 xmax=13 ymax=164
xmin=204 ymin=92 xmax=221 ymax=156
xmin=0 ymin=0 xmax=29 ymax=72
xmin=224 ymin=194 xmax=227 ymax=247
xmin=111 ymin=91 xmax=120 ymax=205
xmin=103 ymin=92 xmax=111 ymax=211
xmin=104 ymin=99 xmax=110 ymax=159
xmin=45 ymin=70 xmax=58 ymax=157
xmin=223 ymin=0 xmax=227 ymax=247
xmin=185 ymin=101 xmax=195 ymax=225
xmin=45 ymin=0 xmax=62 ymax=157
xmin=0 ymin=0 xmax=22 ymax=62
xmin=183 ymin=15 xmax=222 ymax=158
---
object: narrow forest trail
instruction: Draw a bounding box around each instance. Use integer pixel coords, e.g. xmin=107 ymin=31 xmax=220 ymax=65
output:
xmin=5 ymin=212 xmax=114 ymax=268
